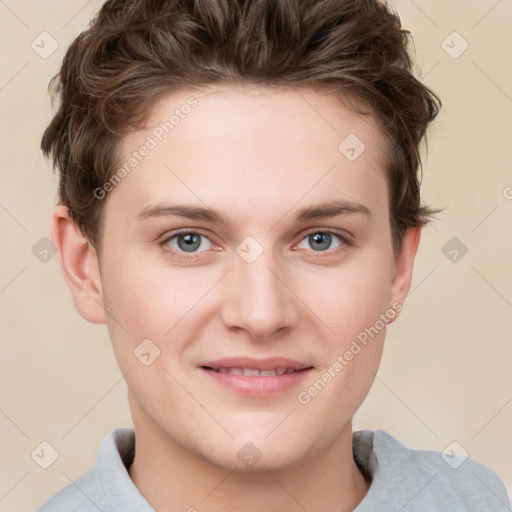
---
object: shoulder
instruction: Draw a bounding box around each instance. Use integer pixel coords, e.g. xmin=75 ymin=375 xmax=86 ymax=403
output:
xmin=35 ymin=428 xmax=148 ymax=512
xmin=354 ymin=429 xmax=510 ymax=512
xmin=35 ymin=466 xmax=108 ymax=512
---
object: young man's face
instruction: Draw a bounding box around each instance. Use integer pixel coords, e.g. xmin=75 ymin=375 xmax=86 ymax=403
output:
xmin=61 ymin=85 xmax=419 ymax=472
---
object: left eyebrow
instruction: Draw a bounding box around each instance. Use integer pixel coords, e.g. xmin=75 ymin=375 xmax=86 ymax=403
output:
xmin=135 ymin=199 xmax=371 ymax=226
xmin=294 ymin=200 xmax=371 ymax=222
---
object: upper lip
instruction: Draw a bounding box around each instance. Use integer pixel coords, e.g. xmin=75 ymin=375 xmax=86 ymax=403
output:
xmin=200 ymin=357 xmax=313 ymax=371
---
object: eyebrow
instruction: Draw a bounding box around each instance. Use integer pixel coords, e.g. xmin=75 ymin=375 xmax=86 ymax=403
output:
xmin=136 ymin=199 xmax=370 ymax=225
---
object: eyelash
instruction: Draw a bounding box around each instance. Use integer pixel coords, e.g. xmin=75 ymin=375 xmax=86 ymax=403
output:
xmin=160 ymin=228 xmax=351 ymax=259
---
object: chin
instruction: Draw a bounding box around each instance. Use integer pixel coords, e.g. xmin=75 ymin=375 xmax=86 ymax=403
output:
xmin=195 ymin=432 xmax=319 ymax=474
xmin=208 ymin=447 xmax=307 ymax=474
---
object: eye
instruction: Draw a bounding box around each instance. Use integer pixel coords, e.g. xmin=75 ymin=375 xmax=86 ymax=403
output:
xmin=161 ymin=228 xmax=349 ymax=258
xmin=297 ymin=229 xmax=348 ymax=252
xmin=162 ymin=231 xmax=213 ymax=254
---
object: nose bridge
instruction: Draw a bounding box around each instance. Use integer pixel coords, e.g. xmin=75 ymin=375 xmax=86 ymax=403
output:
xmin=220 ymin=239 xmax=297 ymax=339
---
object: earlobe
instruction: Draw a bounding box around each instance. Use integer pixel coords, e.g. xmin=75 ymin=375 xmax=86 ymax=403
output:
xmin=388 ymin=227 xmax=422 ymax=322
xmin=51 ymin=205 xmax=107 ymax=324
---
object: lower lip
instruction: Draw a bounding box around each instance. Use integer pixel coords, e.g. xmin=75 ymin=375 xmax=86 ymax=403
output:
xmin=200 ymin=367 xmax=313 ymax=396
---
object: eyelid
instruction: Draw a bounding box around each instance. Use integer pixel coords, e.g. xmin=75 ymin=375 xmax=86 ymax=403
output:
xmin=160 ymin=228 xmax=213 ymax=244
xmin=298 ymin=226 xmax=352 ymax=241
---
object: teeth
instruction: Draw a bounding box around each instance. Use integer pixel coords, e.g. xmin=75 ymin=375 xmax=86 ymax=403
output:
xmin=210 ymin=367 xmax=299 ymax=376
xmin=243 ymin=368 xmax=260 ymax=376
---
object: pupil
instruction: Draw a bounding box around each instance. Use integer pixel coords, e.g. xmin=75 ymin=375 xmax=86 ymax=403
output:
xmin=310 ymin=232 xmax=331 ymax=251
xmin=178 ymin=233 xmax=201 ymax=252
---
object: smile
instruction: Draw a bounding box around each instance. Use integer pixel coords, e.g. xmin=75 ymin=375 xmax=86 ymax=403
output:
xmin=205 ymin=367 xmax=302 ymax=376
xmin=198 ymin=358 xmax=314 ymax=396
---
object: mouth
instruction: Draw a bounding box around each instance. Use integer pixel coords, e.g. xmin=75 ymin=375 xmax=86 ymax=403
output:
xmin=198 ymin=357 xmax=314 ymax=396
xmin=202 ymin=366 xmax=310 ymax=376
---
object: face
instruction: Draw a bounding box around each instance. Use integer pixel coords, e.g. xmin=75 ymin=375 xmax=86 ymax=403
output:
xmin=93 ymin=85 xmax=411 ymax=472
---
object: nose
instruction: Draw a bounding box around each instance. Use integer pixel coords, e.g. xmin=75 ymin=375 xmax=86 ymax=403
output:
xmin=219 ymin=246 xmax=299 ymax=341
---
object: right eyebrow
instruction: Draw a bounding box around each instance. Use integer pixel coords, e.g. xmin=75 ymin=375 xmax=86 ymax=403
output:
xmin=136 ymin=203 xmax=228 ymax=224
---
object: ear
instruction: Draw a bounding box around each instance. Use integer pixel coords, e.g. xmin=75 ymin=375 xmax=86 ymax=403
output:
xmin=387 ymin=226 xmax=422 ymax=323
xmin=51 ymin=205 xmax=107 ymax=324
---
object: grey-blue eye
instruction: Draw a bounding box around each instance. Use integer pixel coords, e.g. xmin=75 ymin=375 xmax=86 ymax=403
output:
xmin=298 ymin=231 xmax=344 ymax=252
xmin=163 ymin=229 xmax=346 ymax=256
xmin=165 ymin=232 xmax=213 ymax=253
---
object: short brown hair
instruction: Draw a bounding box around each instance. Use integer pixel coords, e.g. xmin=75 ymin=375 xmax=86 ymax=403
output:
xmin=42 ymin=0 xmax=441 ymax=254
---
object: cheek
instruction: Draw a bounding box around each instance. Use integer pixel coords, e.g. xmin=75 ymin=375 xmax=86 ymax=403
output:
xmin=296 ymin=260 xmax=393 ymax=340
xmin=101 ymin=251 xmax=187 ymax=333
xmin=311 ymin=261 xmax=392 ymax=409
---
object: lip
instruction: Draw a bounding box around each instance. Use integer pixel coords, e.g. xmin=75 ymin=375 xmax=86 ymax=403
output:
xmin=199 ymin=356 xmax=314 ymax=397
xmin=201 ymin=356 xmax=311 ymax=371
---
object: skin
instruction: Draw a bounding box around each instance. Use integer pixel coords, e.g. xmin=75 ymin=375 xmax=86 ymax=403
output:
xmin=52 ymin=85 xmax=421 ymax=512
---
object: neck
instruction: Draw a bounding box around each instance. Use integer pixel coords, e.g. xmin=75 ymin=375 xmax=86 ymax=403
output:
xmin=128 ymin=409 xmax=370 ymax=512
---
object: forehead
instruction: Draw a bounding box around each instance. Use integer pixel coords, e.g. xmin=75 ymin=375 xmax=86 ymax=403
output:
xmin=111 ymin=85 xmax=388 ymax=223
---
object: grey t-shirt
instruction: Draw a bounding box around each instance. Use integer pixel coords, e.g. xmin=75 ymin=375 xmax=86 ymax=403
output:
xmin=36 ymin=428 xmax=510 ymax=511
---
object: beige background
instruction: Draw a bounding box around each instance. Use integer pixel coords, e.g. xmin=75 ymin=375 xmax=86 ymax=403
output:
xmin=1 ymin=1 xmax=511 ymax=510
